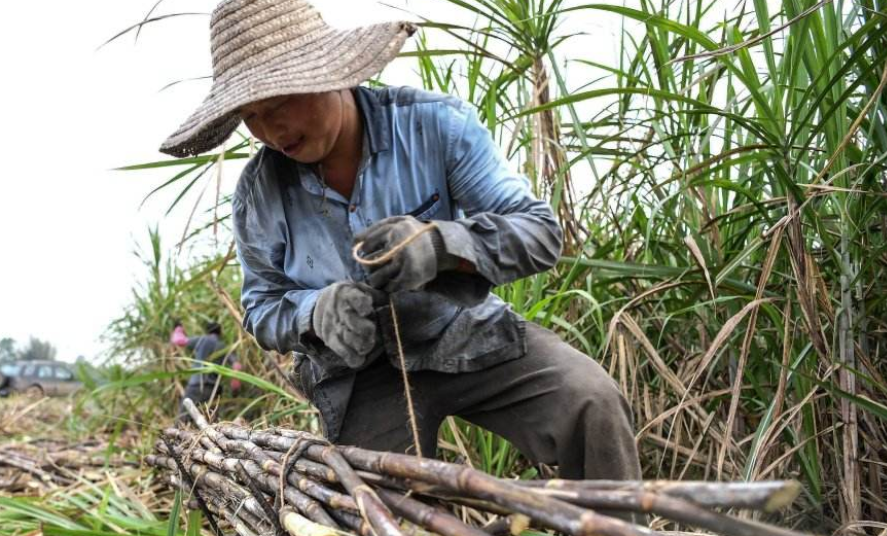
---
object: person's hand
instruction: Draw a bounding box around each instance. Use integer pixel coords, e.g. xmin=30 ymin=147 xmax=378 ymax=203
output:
xmin=354 ymin=216 xmax=457 ymax=293
xmin=170 ymin=325 xmax=188 ymax=347
xmin=312 ymin=282 xmax=383 ymax=367
xmin=230 ymin=362 xmax=242 ymax=394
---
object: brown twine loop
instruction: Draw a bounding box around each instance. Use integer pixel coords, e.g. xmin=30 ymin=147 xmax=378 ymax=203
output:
xmin=352 ymin=224 xmax=437 ymax=459
xmin=351 ymin=222 xmax=438 ymax=267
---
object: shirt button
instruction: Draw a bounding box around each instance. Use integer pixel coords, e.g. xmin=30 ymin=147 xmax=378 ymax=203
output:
xmin=349 ymin=204 xmax=357 ymax=213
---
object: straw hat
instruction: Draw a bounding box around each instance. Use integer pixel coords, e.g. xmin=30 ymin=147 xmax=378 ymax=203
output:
xmin=159 ymin=0 xmax=416 ymax=157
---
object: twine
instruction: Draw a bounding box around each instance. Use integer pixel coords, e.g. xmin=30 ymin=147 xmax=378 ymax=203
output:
xmin=352 ymin=224 xmax=439 ymax=458
xmin=351 ymin=222 xmax=437 ymax=267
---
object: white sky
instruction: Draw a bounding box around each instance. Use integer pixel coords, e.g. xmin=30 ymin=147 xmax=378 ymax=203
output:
xmin=0 ymin=0 xmax=629 ymax=362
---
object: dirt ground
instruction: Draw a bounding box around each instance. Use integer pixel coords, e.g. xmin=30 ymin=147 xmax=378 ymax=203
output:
xmin=0 ymin=395 xmax=134 ymax=495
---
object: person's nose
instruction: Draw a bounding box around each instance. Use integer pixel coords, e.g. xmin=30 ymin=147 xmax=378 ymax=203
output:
xmin=265 ymin=128 xmax=288 ymax=151
xmin=263 ymin=113 xmax=292 ymax=150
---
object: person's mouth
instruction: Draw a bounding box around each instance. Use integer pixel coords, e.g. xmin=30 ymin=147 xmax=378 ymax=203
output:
xmin=282 ymin=136 xmax=304 ymax=156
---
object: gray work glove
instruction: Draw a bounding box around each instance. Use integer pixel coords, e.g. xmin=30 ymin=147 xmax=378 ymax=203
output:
xmin=354 ymin=216 xmax=459 ymax=293
xmin=312 ymin=282 xmax=383 ymax=368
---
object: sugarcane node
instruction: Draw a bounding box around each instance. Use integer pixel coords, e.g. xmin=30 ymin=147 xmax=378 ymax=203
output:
xmin=639 ymin=491 xmax=656 ymax=512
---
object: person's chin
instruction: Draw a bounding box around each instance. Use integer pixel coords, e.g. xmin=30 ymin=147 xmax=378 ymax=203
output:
xmin=283 ymin=145 xmax=322 ymax=164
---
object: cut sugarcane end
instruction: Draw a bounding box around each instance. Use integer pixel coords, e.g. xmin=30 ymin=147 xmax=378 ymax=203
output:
xmin=510 ymin=514 xmax=531 ymax=535
xmin=763 ymin=480 xmax=802 ymax=513
xmin=280 ymin=508 xmax=350 ymax=536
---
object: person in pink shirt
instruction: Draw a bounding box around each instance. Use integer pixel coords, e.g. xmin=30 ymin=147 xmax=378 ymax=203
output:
xmin=170 ymin=321 xmax=241 ymax=419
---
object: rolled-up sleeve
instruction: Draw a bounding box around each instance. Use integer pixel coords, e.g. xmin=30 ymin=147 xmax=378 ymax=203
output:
xmin=435 ymin=102 xmax=563 ymax=286
xmin=233 ymin=154 xmax=319 ymax=355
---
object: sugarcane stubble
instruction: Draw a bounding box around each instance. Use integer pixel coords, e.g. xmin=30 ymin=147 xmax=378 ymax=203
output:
xmin=352 ymin=222 xmax=439 ymax=459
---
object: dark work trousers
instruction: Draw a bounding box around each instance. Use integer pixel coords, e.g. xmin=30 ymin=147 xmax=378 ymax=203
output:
xmin=337 ymin=322 xmax=642 ymax=481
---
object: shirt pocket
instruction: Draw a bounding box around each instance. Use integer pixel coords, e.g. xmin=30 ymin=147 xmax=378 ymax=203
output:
xmin=406 ymin=190 xmax=442 ymax=220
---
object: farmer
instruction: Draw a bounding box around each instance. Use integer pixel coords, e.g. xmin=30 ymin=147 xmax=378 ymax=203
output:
xmin=170 ymin=321 xmax=241 ymax=420
xmin=159 ymin=0 xmax=641 ymax=481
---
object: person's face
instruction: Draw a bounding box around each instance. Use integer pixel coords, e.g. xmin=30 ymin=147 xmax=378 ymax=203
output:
xmin=236 ymin=92 xmax=343 ymax=163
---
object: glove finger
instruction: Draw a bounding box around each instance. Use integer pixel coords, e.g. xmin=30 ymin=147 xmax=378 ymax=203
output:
xmin=340 ymin=285 xmax=374 ymax=316
xmin=348 ymin=317 xmax=377 ymax=355
xmin=355 ymin=225 xmax=395 ymax=260
xmin=357 ymin=284 xmax=389 ymax=306
xmin=319 ymin=293 xmax=339 ymax=334
xmin=328 ymin=334 xmax=361 ymax=365
xmin=354 ymin=215 xmax=411 ymax=242
xmin=385 ymin=265 xmax=419 ymax=293
xmin=347 ymin=291 xmax=375 ymax=318
xmin=368 ymin=260 xmax=403 ymax=289
xmin=331 ymin=322 xmax=374 ymax=363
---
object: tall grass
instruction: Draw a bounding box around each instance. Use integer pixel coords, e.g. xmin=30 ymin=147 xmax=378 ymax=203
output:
xmin=410 ymin=0 xmax=887 ymax=529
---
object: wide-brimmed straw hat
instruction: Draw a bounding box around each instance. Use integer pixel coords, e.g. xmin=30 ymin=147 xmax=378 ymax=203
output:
xmin=159 ymin=0 xmax=416 ymax=157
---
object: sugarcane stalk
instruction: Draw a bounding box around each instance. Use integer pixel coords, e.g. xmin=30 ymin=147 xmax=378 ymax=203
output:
xmin=340 ymin=446 xmax=660 ymax=536
xmin=148 ymin=453 xmax=269 ymax=522
xmin=0 ymin=450 xmax=73 ymax=485
xmin=517 ymin=487 xmax=808 ymax=536
xmin=153 ymin=413 xmax=813 ymax=536
xmin=172 ymin=475 xmax=268 ymax=536
xmin=514 ymin=479 xmax=801 ymax=512
xmin=280 ymin=507 xmax=350 ymax=536
xmin=264 ymin=448 xmax=342 ymax=484
xmin=235 ymin=460 xmax=287 ymax=536
xmin=318 ymin=444 xmax=406 ymax=536
xmin=224 ymin=427 xmax=658 ymax=536
xmin=161 ymin=431 xmax=357 ymax=513
xmin=187 ymin=402 xmax=405 ymax=536
xmin=221 ymin=504 xmax=263 ymax=536
xmin=162 ymin=434 xmax=493 ymax=536
xmin=183 ymin=399 xmax=231 ymax=453
xmin=328 ymin=509 xmax=373 ymax=536
xmin=375 ymin=487 xmax=490 ymax=536
xmin=158 ymin=439 xmax=344 ymax=527
xmin=158 ymin=437 xmax=226 ymax=536
xmin=245 ymin=425 xmax=807 ymax=536
xmin=167 ymin=427 xmax=341 ymax=485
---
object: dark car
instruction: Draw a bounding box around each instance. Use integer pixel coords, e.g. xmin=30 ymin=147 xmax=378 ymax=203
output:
xmin=0 ymin=360 xmax=83 ymax=397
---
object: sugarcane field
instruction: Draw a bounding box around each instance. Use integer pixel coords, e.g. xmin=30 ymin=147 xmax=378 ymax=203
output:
xmin=2 ymin=0 xmax=887 ymax=535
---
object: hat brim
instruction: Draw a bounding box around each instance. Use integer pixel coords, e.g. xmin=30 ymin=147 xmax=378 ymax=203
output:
xmin=160 ymin=21 xmax=415 ymax=157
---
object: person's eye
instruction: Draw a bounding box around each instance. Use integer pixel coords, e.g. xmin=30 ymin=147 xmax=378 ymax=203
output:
xmin=272 ymin=97 xmax=290 ymax=111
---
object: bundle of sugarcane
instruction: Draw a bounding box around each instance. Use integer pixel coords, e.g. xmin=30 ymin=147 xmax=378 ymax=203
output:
xmin=147 ymin=399 xmax=813 ymax=536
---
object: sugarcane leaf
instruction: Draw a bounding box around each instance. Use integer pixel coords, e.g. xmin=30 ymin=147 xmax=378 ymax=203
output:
xmin=186 ymin=510 xmax=202 ymax=536
xmin=166 ymin=489 xmax=182 ymax=536
xmin=0 ymin=498 xmax=86 ymax=531
xmin=194 ymin=361 xmax=301 ymax=402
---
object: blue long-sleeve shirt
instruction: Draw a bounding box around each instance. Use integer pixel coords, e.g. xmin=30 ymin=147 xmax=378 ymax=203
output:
xmin=232 ymin=85 xmax=562 ymax=439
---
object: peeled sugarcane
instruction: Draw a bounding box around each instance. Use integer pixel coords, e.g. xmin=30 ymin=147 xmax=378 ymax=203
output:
xmin=147 ymin=399 xmax=816 ymax=536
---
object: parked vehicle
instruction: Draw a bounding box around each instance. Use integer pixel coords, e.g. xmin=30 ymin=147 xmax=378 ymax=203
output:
xmin=0 ymin=360 xmax=83 ymax=397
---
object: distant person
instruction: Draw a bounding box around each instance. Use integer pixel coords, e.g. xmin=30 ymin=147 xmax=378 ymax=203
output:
xmin=170 ymin=321 xmax=241 ymax=420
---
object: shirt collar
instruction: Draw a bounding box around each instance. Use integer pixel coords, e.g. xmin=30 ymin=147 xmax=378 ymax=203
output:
xmin=353 ymin=86 xmax=390 ymax=154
